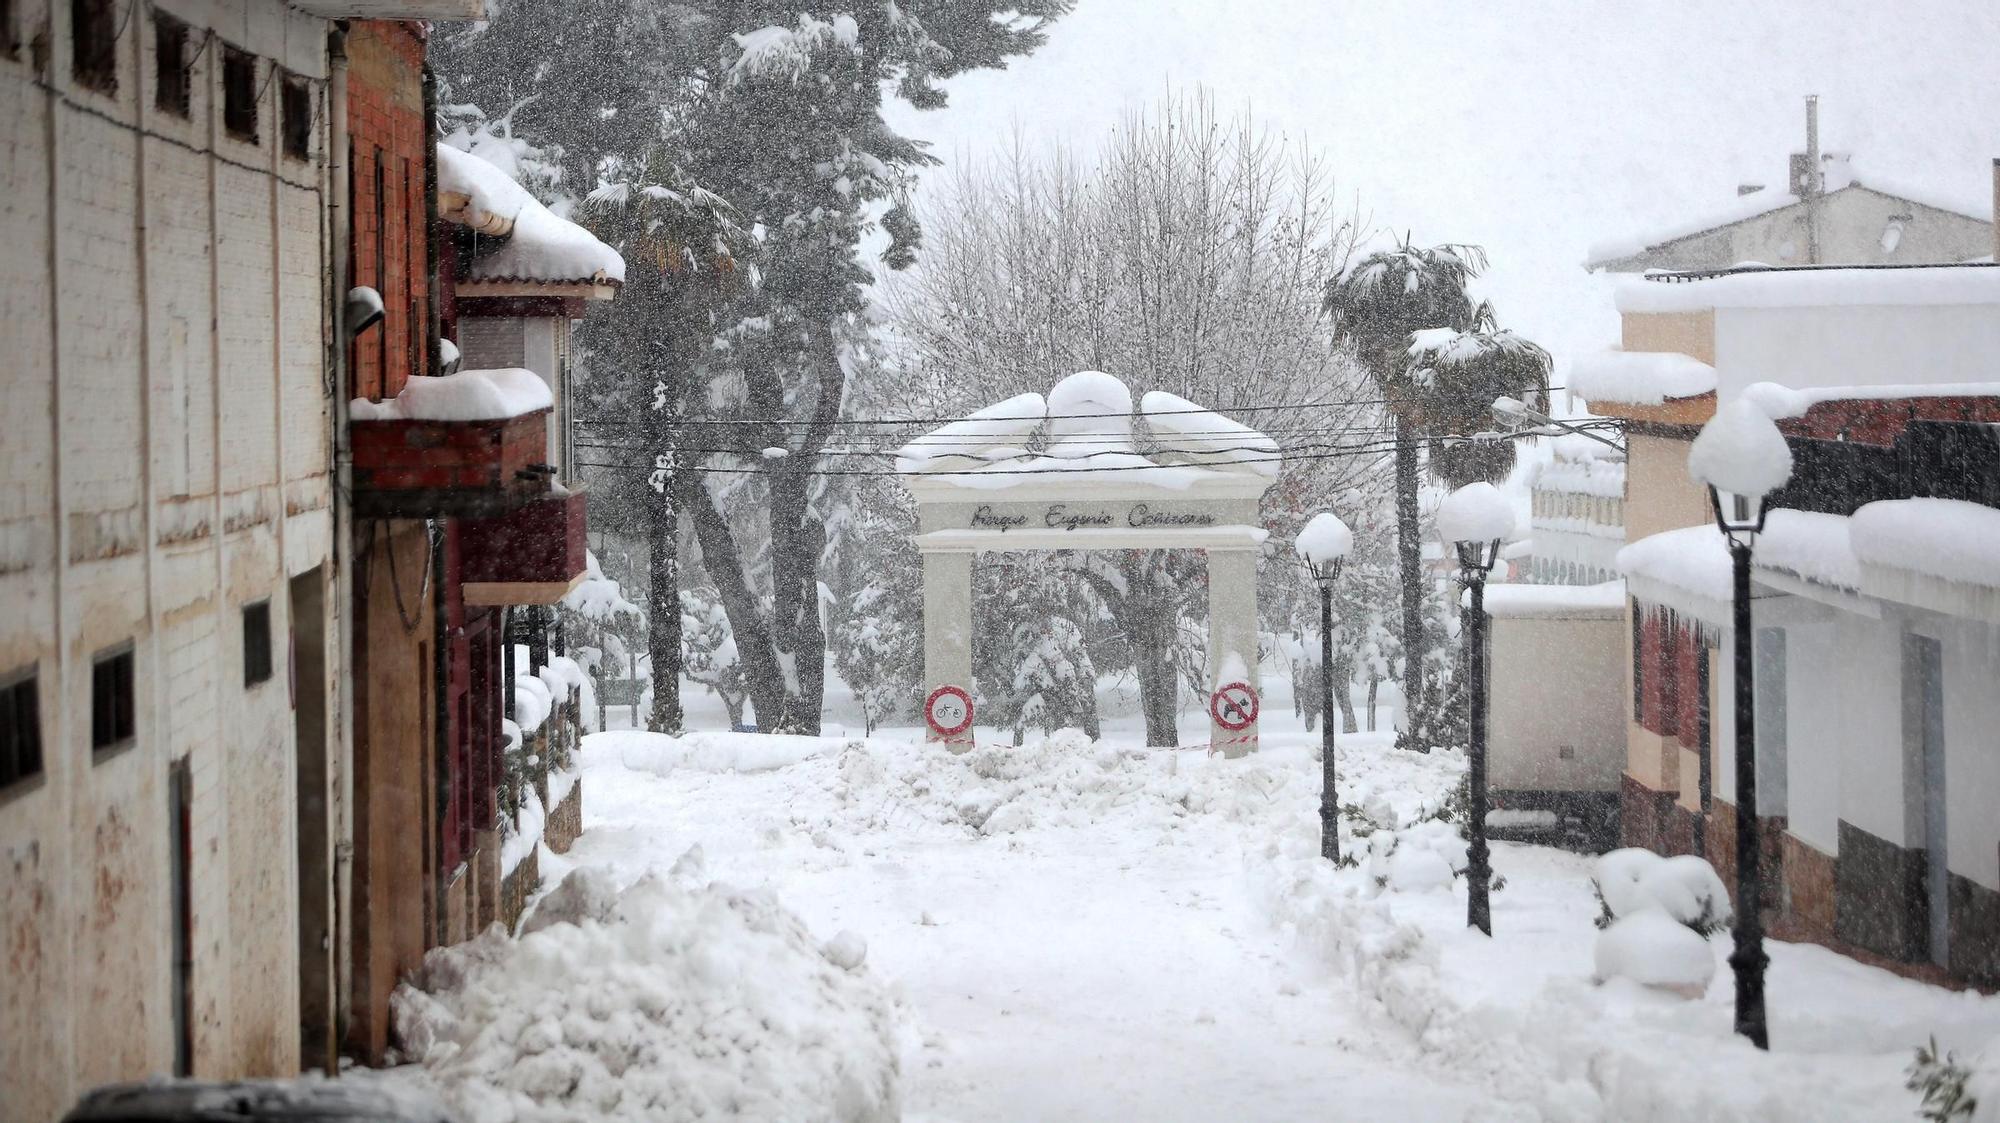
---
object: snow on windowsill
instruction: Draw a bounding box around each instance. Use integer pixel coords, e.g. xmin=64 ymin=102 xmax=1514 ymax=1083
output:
xmin=350 ymin=368 xmax=552 ymax=423
xmin=1570 ymin=350 xmax=1717 ymax=406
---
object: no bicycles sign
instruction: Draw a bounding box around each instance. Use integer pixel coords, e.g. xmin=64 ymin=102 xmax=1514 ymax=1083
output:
xmin=1209 ymin=681 xmax=1259 ymax=732
xmin=925 ymin=685 xmax=975 ymax=738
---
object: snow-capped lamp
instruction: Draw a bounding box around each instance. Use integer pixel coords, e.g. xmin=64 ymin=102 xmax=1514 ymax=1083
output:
xmin=1688 ymin=398 xmax=1795 ymax=547
xmin=1436 ymin=481 xmax=1515 ymax=577
xmin=346 ymin=285 xmax=386 ymax=337
xmin=1294 ymin=512 xmax=1354 ymax=587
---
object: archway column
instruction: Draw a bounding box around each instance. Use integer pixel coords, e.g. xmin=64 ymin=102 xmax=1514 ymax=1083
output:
xmin=1206 ymin=548 xmax=1262 ymax=757
xmin=921 ymin=548 xmax=974 ymax=741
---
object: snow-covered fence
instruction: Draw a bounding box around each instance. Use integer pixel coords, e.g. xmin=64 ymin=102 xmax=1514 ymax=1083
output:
xmin=499 ymin=656 xmax=592 ymax=929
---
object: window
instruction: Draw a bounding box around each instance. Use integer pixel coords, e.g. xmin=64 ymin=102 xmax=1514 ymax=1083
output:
xmin=2 ymin=0 xmax=18 ymax=59
xmin=222 ymin=44 xmax=257 ymax=142
xmin=1630 ymin=601 xmax=1645 ymax=721
xmin=71 ymin=0 xmax=118 ymax=93
xmin=91 ymin=645 xmax=135 ymax=753
xmin=243 ymin=600 xmax=273 ymax=687
xmin=0 ymin=666 xmax=42 ymax=790
xmin=153 ymin=11 xmax=189 ymax=117
xmin=280 ymin=72 xmax=310 ymax=159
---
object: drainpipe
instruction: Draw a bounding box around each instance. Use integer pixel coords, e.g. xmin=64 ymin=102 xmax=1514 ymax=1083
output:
xmin=1804 ymin=95 xmax=1822 ymax=265
xmin=326 ymin=20 xmax=357 ymax=1046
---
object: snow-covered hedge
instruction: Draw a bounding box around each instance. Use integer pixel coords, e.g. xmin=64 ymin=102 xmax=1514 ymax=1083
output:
xmin=388 ymin=863 xmax=900 ymax=1122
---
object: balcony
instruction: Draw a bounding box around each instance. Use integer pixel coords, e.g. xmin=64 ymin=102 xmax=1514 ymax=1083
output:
xmin=458 ymin=488 xmax=588 ymax=606
xmin=349 ymin=369 xmax=556 ymax=519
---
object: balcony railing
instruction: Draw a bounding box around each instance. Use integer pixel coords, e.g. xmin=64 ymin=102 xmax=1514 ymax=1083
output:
xmin=459 ymin=487 xmax=588 ymax=605
xmin=350 ymin=410 xmax=552 ymax=519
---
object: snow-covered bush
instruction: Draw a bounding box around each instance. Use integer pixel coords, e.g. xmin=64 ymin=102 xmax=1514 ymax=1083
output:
xmin=390 ymin=862 xmax=900 ymax=1123
xmin=1591 ymin=848 xmax=1732 ymax=935
xmin=1593 ymin=908 xmax=1717 ymax=997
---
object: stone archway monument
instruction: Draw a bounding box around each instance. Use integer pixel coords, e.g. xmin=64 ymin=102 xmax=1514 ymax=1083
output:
xmin=896 ymin=371 xmax=1280 ymax=757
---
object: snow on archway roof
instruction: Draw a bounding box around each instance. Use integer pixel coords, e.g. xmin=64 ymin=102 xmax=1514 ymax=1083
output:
xmin=893 ymin=371 xmax=1279 ymax=490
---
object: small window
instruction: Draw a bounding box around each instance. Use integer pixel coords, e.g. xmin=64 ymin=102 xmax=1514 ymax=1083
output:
xmin=243 ymin=600 xmax=272 ymax=687
xmin=1 ymin=666 xmax=43 ymax=790
xmin=71 ymin=0 xmax=118 ymax=93
xmin=2 ymin=0 xmax=19 ymax=59
xmin=91 ymin=645 xmax=135 ymax=753
xmin=222 ymin=44 xmax=257 ymax=142
xmin=153 ymin=11 xmax=189 ymax=117
xmin=280 ymin=73 xmax=310 ymax=159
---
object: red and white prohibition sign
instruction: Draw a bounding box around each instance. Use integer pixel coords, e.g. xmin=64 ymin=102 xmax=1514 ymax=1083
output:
xmin=925 ymin=684 xmax=975 ymax=739
xmin=1209 ymin=681 xmax=1260 ymax=732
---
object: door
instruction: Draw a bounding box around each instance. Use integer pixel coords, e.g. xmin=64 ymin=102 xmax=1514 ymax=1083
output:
xmin=291 ymin=568 xmax=335 ymax=1072
xmin=168 ymin=760 xmax=193 ymax=1077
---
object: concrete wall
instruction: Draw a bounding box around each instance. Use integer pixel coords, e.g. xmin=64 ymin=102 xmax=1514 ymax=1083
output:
xmin=1712 ymin=299 xmax=2000 ymax=403
xmin=0 ymin=1 xmax=335 ymax=1114
xmin=1488 ymin=615 xmax=1626 ymax=793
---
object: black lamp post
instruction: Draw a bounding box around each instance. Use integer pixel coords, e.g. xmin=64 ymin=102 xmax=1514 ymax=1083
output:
xmin=1688 ymin=397 xmax=1792 ymax=1051
xmin=1296 ymin=513 xmax=1353 ymax=864
xmin=1710 ymin=483 xmax=1771 ymax=1050
xmin=1452 ymin=533 xmax=1502 ymax=937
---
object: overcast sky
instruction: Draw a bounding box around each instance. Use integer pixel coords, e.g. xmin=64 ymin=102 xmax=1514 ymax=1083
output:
xmin=882 ymin=0 xmax=2000 ymax=372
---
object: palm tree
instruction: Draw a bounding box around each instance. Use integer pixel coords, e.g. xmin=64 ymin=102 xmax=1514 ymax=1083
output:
xmin=1406 ymin=320 xmax=1553 ymax=489
xmin=1323 ymin=240 xmax=1485 ymax=746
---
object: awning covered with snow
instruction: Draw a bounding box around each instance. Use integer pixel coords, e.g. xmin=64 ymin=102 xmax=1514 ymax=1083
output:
xmin=1851 ymin=498 xmax=2000 ymax=622
xmin=437 ymin=143 xmax=626 ymax=291
xmin=1570 ymin=350 xmax=1717 ymax=407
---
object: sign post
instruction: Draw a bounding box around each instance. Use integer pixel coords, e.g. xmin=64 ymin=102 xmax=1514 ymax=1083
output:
xmin=925 ymin=684 xmax=975 ymax=750
xmin=1208 ymin=680 xmax=1260 ymax=757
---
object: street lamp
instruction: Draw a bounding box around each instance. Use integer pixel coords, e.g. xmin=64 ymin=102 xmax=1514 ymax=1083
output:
xmin=1296 ymin=513 xmax=1354 ymax=863
xmin=1688 ymin=399 xmax=1794 ymax=1052
xmin=1438 ymin=482 xmax=1515 ymax=936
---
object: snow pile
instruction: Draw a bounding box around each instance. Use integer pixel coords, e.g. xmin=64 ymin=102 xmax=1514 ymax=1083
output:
xmin=501 ymin=786 xmax=545 ymax=877
xmin=1045 ymin=370 xmax=1143 ymax=463
xmin=563 ymin=552 xmax=642 ymax=622
xmin=1851 ymin=498 xmax=2000 ymax=590
xmin=1365 ymin=817 xmax=1469 ymax=894
xmin=436 ymin=143 xmax=625 ymax=285
xmin=892 ymin=392 xmax=1045 ymax=474
xmin=1570 ymin=350 xmax=1717 ymax=406
xmin=1689 ymin=399 xmax=1794 ymax=497
xmin=1437 ymin=482 xmax=1517 ymax=544
xmin=608 ymin=730 xmax=849 ymax=777
xmin=351 ymin=368 xmax=553 ymax=422
xmin=388 ymin=863 xmax=900 ymax=1123
xmin=1140 ymin=389 xmax=1281 ymax=475
xmin=511 ymin=673 xmax=554 ymax=734
xmin=1294 ymin=512 xmax=1355 ymax=569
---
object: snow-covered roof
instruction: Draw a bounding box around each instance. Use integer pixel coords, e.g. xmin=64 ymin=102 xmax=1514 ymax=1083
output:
xmin=1614 ymin=264 xmax=2000 ymax=315
xmin=1586 ymin=170 xmax=1994 ymax=267
xmin=895 ymin=371 xmax=1279 ymax=491
xmin=1851 ymin=498 xmax=2000 ymax=591
xmin=437 ymin=143 xmax=626 ymax=287
xmin=1755 ymin=510 xmax=1861 ymax=590
xmin=1570 ymin=350 xmax=1716 ymax=406
xmin=1617 ymin=524 xmax=1732 ymax=624
xmin=1740 ymin=380 xmax=2000 ymax=420
xmin=350 ymin=367 xmax=552 ymax=422
xmin=1478 ymin=580 xmax=1625 ymax=620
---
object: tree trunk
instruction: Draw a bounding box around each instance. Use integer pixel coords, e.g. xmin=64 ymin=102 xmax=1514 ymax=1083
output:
xmin=1132 ymin=594 xmax=1180 ymax=748
xmin=1366 ymin=673 xmax=1379 ymax=732
xmin=761 ymin=320 xmax=844 ymax=736
xmin=1334 ymin=650 xmax=1359 ymax=734
xmin=647 ymin=428 xmax=684 ymax=735
xmin=687 ymin=480 xmax=787 ymax=725
xmin=1393 ymin=412 xmax=1427 ymax=748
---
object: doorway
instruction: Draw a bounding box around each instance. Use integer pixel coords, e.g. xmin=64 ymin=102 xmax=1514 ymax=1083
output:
xmin=168 ymin=759 xmax=193 ymax=1076
xmin=291 ymin=567 xmax=335 ymax=1072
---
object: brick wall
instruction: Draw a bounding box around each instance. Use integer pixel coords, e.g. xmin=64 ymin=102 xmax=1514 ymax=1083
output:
xmin=345 ymin=22 xmax=430 ymax=404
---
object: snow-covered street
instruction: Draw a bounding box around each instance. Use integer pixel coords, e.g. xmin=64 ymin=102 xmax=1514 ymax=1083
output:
xmin=555 ymin=727 xmax=1487 ymax=1122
